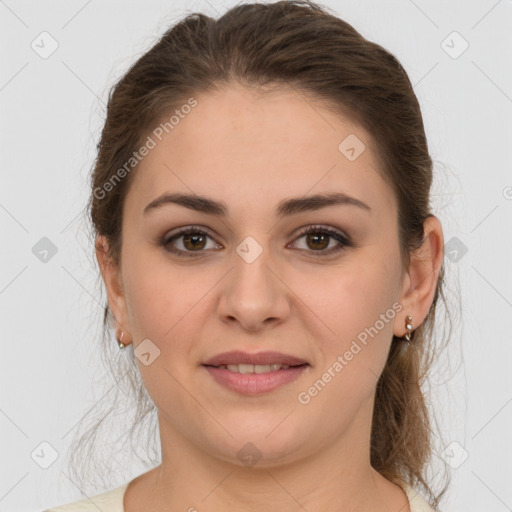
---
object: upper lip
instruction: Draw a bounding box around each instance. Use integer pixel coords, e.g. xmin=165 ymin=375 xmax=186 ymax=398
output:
xmin=203 ymin=350 xmax=309 ymax=367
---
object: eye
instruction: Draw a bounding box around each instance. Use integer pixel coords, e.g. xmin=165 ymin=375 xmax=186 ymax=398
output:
xmin=161 ymin=226 xmax=220 ymax=257
xmin=289 ymin=225 xmax=351 ymax=256
xmin=161 ymin=224 xmax=351 ymax=258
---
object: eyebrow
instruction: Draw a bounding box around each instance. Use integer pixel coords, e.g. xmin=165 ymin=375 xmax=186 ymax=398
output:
xmin=143 ymin=191 xmax=371 ymax=217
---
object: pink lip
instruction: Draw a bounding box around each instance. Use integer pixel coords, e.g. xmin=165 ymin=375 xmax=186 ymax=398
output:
xmin=203 ymin=350 xmax=308 ymax=367
xmin=203 ymin=364 xmax=309 ymax=395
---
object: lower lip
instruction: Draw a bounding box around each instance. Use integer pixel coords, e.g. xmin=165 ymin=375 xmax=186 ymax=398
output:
xmin=202 ymin=364 xmax=309 ymax=395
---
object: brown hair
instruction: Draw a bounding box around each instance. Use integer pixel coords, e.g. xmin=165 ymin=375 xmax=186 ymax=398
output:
xmin=69 ymin=1 xmax=454 ymax=508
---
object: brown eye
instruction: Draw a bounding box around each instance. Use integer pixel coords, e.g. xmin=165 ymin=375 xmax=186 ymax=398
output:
xmin=162 ymin=227 xmax=220 ymax=257
xmin=305 ymin=232 xmax=330 ymax=250
xmin=181 ymin=232 xmax=207 ymax=250
xmin=290 ymin=225 xmax=351 ymax=256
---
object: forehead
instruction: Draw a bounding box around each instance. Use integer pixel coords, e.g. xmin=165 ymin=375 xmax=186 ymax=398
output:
xmin=126 ymin=84 xmax=395 ymax=219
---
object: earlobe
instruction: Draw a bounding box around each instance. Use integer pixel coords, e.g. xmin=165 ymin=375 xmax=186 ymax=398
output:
xmin=395 ymin=216 xmax=444 ymax=337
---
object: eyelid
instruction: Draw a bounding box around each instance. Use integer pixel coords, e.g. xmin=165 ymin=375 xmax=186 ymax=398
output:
xmin=292 ymin=224 xmax=349 ymax=240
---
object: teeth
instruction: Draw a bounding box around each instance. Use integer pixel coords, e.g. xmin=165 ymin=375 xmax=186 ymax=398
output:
xmin=218 ymin=363 xmax=291 ymax=373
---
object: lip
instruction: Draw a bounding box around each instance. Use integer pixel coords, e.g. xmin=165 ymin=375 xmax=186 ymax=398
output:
xmin=203 ymin=364 xmax=309 ymax=395
xmin=202 ymin=350 xmax=309 ymax=367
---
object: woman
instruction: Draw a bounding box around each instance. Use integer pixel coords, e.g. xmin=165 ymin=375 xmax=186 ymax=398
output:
xmin=45 ymin=1 xmax=451 ymax=510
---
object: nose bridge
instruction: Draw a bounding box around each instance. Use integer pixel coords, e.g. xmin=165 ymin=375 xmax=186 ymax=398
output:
xmin=218 ymin=233 xmax=289 ymax=330
xmin=232 ymin=234 xmax=276 ymax=299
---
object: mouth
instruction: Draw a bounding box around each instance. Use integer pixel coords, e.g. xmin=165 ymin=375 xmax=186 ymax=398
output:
xmin=202 ymin=350 xmax=309 ymax=368
xmin=202 ymin=362 xmax=308 ymax=373
xmin=201 ymin=362 xmax=309 ymax=395
xmin=201 ymin=350 xmax=310 ymax=394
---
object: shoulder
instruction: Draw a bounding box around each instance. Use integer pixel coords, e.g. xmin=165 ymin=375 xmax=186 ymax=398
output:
xmin=42 ymin=482 xmax=130 ymax=512
xmin=401 ymin=482 xmax=439 ymax=512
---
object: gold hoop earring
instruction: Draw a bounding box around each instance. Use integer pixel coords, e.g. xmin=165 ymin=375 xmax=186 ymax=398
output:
xmin=404 ymin=315 xmax=413 ymax=342
xmin=117 ymin=330 xmax=126 ymax=349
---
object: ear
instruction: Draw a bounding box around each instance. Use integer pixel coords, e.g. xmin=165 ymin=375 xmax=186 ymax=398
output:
xmin=395 ymin=215 xmax=444 ymax=337
xmin=95 ymin=235 xmax=132 ymax=346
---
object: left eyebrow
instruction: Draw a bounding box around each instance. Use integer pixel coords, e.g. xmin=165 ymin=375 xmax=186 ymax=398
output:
xmin=143 ymin=191 xmax=372 ymax=217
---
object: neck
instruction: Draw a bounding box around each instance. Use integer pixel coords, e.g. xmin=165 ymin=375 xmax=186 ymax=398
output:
xmin=125 ymin=414 xmax=410 ymax=512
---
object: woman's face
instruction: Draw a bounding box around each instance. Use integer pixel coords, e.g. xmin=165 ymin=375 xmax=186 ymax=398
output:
xmin=101 ymin=84 xmax=415 ymax=466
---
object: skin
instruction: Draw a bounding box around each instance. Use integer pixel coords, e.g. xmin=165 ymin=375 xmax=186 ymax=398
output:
xmin=96 ymin=83 xmax=444 ymax=512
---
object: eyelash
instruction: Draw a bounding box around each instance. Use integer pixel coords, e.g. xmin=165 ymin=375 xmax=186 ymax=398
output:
xmin=161 ymin=224 xmax=352 ymax=258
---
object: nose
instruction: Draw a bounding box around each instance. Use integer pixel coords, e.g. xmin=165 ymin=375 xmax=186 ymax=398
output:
xmin=217 ymin=246 xmax=291 ymax=333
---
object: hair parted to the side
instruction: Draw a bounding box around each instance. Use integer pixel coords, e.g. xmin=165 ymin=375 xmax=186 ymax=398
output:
xmin=68 ymin=1 xmax=455 ymax=508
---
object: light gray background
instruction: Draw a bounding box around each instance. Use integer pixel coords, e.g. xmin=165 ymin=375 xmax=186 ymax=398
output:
xmin=1 ymin=1 xmax=511 ymax=511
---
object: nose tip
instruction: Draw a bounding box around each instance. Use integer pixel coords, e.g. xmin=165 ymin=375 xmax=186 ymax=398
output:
xmin=225 ymin=315 xmax=280 ymax=333
xmin=217 ymin=252 xmax=291 ymax=333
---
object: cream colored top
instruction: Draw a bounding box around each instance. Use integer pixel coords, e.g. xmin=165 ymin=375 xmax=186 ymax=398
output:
xmin=44 ymin=480 xmax=437 ymax=511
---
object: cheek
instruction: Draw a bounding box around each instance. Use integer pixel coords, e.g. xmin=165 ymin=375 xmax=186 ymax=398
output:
xmin=121 ymin=255 xmax=206 ymax=412
xmin=124 ymin=273 xmax=174 ymax=339
xmin=299 ymin=261 xmax=398 ymax=341
xmin=122 ymin=249 xmax=188 ymax=342
xmin=293 ymin=269 xmax=399 ymax=431
xmin=295 ymin=255 xmax=400 ymax=383
xmin=122 ymin=252 xmax=218 ymax=358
